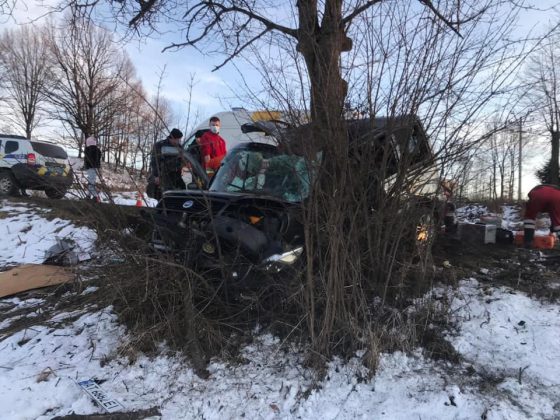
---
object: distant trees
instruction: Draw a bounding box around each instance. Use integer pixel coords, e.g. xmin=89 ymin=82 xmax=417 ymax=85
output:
xmin=459 ymin=123 xmax=523 ymax=201
xmin=0 ymin=15 xmax=176 ymax=174
xmin=524 ymin=30 xmax=560 ymax=184
xmin=0 ymin=0 xmax=15 ymax=18
xmin=537 ymin=159 xmax=549 ymax=184
xmin=0 ymin=25 xmax=52 ymax=139
xmin=46 ymin=15 xmax=134 ymax=156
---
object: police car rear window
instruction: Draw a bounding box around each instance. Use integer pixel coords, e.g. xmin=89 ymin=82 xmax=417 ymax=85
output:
xmin=31 ymin=142 xmax=68 ymax=159
xmin=5 ymin=141 xmax=19 ymax=154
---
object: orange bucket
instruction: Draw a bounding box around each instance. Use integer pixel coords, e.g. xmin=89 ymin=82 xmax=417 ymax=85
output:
xmin=513 ymin=232 xmax=556 ymax=249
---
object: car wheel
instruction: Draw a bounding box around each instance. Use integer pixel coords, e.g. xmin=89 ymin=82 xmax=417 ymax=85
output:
xmin=45 ymin=187 xmax=67 ymax=199
xmin=0 ymin=172 xmax=17 ymax=197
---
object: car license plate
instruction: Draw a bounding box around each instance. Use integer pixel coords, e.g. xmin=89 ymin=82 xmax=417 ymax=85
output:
xmin=77 ymin=379 xmax=125 ymax=413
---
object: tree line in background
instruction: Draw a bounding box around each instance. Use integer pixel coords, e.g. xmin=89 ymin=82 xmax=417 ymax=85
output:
xmin=457 ymin=24 xmax=560 ymax=202
xmin=0 ymin=4 xmax=560 ymax=198
xmin=0 ymin=13 xmax=174 ymax=174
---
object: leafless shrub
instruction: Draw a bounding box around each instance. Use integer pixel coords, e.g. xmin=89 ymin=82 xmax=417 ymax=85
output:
xmin=49 ymin=0 xmax=555 ymax=373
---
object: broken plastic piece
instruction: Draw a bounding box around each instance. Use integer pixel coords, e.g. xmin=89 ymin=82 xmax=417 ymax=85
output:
xmin=44 ymin=238 xmax=91 ymax=266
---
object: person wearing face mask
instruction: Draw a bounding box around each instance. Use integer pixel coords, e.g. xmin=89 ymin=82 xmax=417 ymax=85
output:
xmin=199 ymin=116 xmax=227 ymax=174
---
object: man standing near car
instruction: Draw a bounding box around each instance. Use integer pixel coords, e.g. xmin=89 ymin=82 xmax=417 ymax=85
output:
xmin=83 ymin=136 xmax=102 ymax=200
xmin=199 ymin=117 xmax=227 ymax=175
xmin=150 ymin=128 xmax=186 ymax=196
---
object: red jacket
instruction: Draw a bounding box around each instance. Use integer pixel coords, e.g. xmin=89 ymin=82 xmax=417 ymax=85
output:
xmin=524 ymin=184 xmax=560 ymax=232
xmin=199 ymin=132 xmax=226 ymax=168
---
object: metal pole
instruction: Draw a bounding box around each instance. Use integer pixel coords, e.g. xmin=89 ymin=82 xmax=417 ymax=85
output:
xmin=518 ymin=118 xmax=522 ymax=202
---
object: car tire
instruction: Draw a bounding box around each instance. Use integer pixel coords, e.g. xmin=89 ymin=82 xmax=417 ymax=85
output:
xmin=0 ymin=171 xmax=18 ymax=197
xmin=45 ymin=187 xmax=67 ymax=199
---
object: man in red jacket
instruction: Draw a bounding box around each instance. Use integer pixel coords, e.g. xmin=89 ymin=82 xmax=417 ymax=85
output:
xmin=199 ymin=116 xmax=227 ymax=173
xmin=523 ymin=184 xmax=560 ymax=247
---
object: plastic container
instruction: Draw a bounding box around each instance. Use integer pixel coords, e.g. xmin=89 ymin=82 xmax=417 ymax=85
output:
xmin=458 ymin=223 xmax=497 ymax=244
xmin=513 ymin=232 xmax=557 ymax=249
xmin=479 ymin=215 xmax=502 ymax=226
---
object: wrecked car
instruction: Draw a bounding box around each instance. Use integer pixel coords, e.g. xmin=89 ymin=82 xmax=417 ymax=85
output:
xmin=147 ymin=141 xmax=308 ymax=281
xmin=146 ymin=115 xmax=455 ymax=282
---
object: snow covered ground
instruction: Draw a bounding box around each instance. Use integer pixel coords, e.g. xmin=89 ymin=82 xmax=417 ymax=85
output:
xmin=0 ymin=199 xmax=559 ymax=419
xmin=0 ymin=202 xmax=97 ymax=267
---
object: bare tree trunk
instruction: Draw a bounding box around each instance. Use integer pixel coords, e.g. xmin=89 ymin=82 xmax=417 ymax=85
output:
xmin=550 ymin=130 xmax=560 ymax=183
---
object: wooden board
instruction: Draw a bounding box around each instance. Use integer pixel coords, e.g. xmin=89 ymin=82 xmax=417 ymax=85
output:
xmin=0 ymin=264 xmax=74 ymax=298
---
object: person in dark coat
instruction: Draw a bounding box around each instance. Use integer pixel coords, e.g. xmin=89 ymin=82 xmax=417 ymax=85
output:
xmin=149 ymin=128 xmax=185 ymax=198
xmin=84 ymin=136 xmax=102 ymax=200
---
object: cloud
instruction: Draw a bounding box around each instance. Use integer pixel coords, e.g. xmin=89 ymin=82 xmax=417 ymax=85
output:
xmin=2 ymin=0 xmax=59 ymax=27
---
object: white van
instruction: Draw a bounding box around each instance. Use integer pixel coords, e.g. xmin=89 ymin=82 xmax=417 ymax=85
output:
xmin=182 ymin=108 xmax=281 ymax=152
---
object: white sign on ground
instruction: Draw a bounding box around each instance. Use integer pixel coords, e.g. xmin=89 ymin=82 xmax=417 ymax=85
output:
xmin=77 ymin=379 xmax=125 ymax=413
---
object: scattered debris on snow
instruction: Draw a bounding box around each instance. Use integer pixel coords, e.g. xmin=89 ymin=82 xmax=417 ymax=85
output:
xmin=0 ymin=199 xmax=559 ymax=419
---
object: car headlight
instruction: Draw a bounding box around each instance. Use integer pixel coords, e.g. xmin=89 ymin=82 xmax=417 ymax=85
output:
xmin=262 ymin=246 xmax=304 ymax=268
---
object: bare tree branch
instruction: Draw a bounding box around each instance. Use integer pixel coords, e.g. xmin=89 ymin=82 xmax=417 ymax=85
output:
xmin=343 ymin=0 xmax=383 ymax=26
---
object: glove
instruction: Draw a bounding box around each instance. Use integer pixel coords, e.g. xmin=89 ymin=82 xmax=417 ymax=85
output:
xmin=523 ymin=228 xmax=534 ymax=248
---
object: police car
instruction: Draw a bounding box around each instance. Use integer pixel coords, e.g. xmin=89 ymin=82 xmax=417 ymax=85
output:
xmin=0 ymin=134 xmax=73 ymax=198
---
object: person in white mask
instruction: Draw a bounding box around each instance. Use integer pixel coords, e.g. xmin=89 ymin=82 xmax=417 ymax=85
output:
xmin=199 ymin=116 xmax=227 ymax=175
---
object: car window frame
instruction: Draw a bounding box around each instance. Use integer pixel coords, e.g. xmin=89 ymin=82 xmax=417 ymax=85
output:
xmin=30 ymin=141 xmax=68 ymax=160
xmin=4 ymin=141 xmax=19 ymax=154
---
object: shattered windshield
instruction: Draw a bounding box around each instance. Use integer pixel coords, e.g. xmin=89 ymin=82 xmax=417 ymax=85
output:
xmin=209 ymin=147 xmax=312 ymax=202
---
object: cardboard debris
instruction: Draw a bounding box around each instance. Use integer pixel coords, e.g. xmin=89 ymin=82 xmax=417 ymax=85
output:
xmin=0 ymin=264 xmax=74 ymax=298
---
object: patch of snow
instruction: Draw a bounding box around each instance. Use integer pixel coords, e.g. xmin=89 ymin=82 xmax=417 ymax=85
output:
xmin=1 ymin=198 xmax=559 ymax=419
xmin=456 ymin=204 xmax=489 ymax=223
xmin=81 ymin=287 xmax=99 ymax=295
xmin=447 ymin=279 xmax=560 ymax=418
xmin=0 ymin=205 xmax=97 ymax=266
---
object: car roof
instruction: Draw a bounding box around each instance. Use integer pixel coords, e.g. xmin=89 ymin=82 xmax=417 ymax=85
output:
xmin=185 ymin=109 xmax=278 ymax=149
xmin=229 ymin=142 xmax=279 ymax=153
xmin=30 ymin=139 xmax=63 ymax=146
xmin=0 ymin=135 xmax=62 ymax=147
xmin=0 ymin=134 xmax=27 ymax=140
